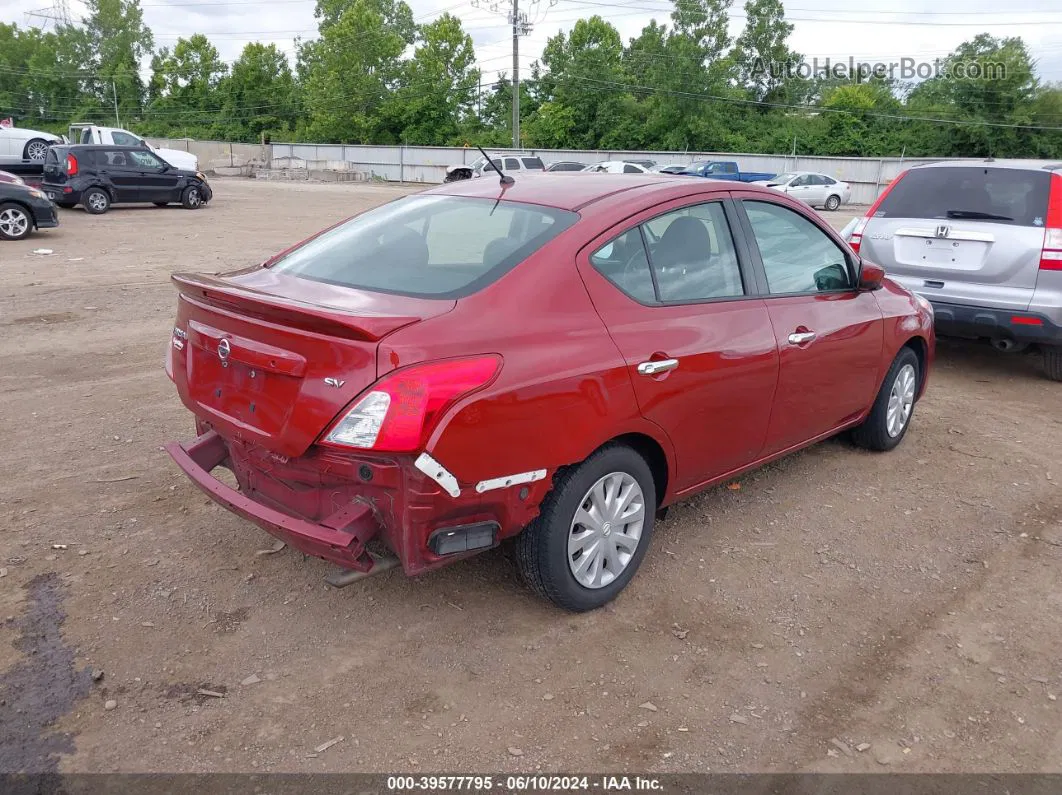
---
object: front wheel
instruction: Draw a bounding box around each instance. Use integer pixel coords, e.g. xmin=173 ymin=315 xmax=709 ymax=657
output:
xmin=824 ymin=194 xmax=841 ymax=211
xmin=181 ymin=185 xmax=204 ymax=209
xmin=1043 ymin=347 xmax=1062 ymax=382
xmin=850 ymin=347 xmax=920 ymax=452
xmin=515 ymin=444 xmax=657 ymax=612
xmin=0 ymin=202 xmax=33 ymax=240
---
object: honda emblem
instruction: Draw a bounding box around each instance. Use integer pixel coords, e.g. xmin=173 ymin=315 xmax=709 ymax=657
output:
xmin=935 ymin=225 xmax=950 ymax=239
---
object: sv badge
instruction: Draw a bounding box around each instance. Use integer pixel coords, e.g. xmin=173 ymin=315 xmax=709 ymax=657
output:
xmin=324 ymin=377 xmax=345 ymax=389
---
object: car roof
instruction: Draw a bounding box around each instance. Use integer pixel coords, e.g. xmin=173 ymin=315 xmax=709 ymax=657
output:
xmin=911 ymin=158 xmax=1062 ymax=173
xmin=426 ymin=172 xmax=738 ymax=212
xmin=50 ymin=144 xmax=145 ymax=151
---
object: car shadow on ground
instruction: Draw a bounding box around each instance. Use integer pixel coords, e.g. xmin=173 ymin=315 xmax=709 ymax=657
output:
xmin=933 ymin=337 xmax=1048 ymax=383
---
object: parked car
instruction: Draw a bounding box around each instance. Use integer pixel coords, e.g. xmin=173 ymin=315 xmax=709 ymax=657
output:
xmin=0 ymin=169 xmax=25 ymax=185
xmin=69 ymin=124 xmax=199 ymax=172
xmin=444 ymin=153 xmax=545 ymax=181
xmin=848 ymin=159 xmax=1062 ymax=381
xmin=751 ymin=171 xmax=852 ymax=210
xmin=650 ymin=164 xmax=690 ymax=175
xmin=0 ymin=125 xmax=63 ymax=165
xmin=582 ymin=160 xmax=652 ymax=174
xmin=0 ymin=178 xmax=59 ymax=240
xmin=164 ymin=173 xmax=934 ymax=611
xmin=42 ymin=144 xmax=212 ymax=214
xmin=546 ymin=161 xmax=586 ymax=172
xmin=680 ymin=160 xmax=775 ymax=183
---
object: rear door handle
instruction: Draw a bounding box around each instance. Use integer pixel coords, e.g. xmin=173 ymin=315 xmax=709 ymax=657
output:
xmin=637 ymin=358 xmax=679 ymax=376
xmin=788 ymin=331 xmax=816 ymax=345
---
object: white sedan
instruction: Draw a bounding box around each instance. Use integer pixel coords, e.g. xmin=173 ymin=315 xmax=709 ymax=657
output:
xmin=750 ymin=171 xmax=852 ymax=210
xmin=582 ymin=161 xmax=651 ymax=174
xmin=0 ymin=125 xmax=63 ymax=165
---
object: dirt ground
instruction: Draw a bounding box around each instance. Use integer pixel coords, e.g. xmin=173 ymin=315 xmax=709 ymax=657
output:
xmin=1 ymin=179 xmax=1060 ymax=775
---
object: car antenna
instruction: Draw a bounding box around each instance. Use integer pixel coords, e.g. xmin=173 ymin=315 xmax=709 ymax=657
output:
xmin=475 ymin=144 xmax=514 ymax=186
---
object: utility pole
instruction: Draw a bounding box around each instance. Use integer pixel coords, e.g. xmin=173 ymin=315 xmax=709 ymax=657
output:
xmin=25 ymin=0 xmax=70 ymax=29
xmin=512 ymin=0 xmax=520 ymax=149
xmin=112 ymin=81 xmax=121 ymax=127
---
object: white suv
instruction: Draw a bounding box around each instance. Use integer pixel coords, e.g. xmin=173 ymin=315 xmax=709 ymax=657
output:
xmin=444 ymin=153 xmax=545 ymax=182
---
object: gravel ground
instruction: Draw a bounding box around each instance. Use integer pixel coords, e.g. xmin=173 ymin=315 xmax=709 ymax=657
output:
xmin=0 ymin=179 xmax=1060 ymax=775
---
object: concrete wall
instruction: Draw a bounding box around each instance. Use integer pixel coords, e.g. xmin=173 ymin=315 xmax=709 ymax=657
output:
xmin=270 ymin=142 xmax=944 ymax=204
xmin=145 ymin=138 xmax=268 ymax=170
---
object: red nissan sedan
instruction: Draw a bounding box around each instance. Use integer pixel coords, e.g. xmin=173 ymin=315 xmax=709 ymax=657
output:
xmin=165 ymin=173 xmax=934 ymax=611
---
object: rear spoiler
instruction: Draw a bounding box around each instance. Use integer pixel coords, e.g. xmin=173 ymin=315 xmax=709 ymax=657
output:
xmin=171 ymin=272 xmax=420 ymax=342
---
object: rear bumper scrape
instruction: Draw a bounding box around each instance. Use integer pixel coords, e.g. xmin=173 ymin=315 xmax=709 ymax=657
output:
xmin=165 ymin=430 xmax=384 ymax=571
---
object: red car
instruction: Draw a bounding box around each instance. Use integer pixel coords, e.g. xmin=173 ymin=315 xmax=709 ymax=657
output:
xmin=166 ymin=174 xmax=934 ymax=611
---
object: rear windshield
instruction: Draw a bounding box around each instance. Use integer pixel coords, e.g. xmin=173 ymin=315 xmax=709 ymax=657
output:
xmin=268 ymin=195 xmax=578 ymax=298
xmin=875 ymin=166 xmax=1051 ymax=227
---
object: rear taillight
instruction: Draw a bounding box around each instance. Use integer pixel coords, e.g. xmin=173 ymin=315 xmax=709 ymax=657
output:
xmin=1040 ymin=174 xmax=1062 ymax=271
xmin=65 ymin=153 xmax=78 ymax=176
xmin=321 ymin=356 xmax=502 ymax=453
xmin=850 ymin=170 xmax=907 ymax=253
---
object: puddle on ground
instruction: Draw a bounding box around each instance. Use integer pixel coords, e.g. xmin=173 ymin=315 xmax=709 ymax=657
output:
xmin=0 ymin=572 xmax=91 ymax=773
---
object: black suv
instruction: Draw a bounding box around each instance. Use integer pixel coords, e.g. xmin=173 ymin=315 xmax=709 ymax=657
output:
xmin=42 ymin=145 xmax=212 ymax=214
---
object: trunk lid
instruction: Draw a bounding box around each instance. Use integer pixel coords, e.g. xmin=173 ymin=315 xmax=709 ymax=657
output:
xmin=860 ymin=165 xmax=1052 ymax=312
xmin=42 ymin=147 xmax=68 ymax=185
xmin=171 ymin=269 xmax=455 ymax=457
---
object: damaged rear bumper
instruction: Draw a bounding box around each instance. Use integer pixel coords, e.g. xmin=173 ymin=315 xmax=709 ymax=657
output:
xmin=164 ymin=430 xmax=384 ymax=572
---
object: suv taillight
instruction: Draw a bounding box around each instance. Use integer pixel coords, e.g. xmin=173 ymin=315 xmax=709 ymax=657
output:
xmin=320 ymin=356 xmax=502 ymax=453
xmin=850 ymin=170 xmax=908 ymax=253
xmin=65 ymin=153 xmax=78 ymax=176
xmin=1040 ymin=174 xmax=1062 ymax=271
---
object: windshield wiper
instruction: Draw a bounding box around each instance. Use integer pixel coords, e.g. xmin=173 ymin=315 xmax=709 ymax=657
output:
xmin=945 ymin=209 xmax=1013 ymax=221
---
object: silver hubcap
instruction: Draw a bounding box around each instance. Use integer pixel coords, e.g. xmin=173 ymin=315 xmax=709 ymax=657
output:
xmin=568 ymin=472 xmax=645 ymax=589
xmin=886 ymin=363 xmax=916 ymax=437
xmin=0 ymin=207 xmax=29 ymax=237
xmin=27 ymin=141 xmax=48 ymax=161
xmin=188 ymin=189 xmax=200 ymax=206
xmin=88 ymin=193 xmax=106 ymax=211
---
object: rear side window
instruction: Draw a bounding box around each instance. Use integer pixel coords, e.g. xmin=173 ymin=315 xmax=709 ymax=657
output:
xmin=521 ymin=157 xmax=544 ymax=170
xmin=269 ymin=196 xmax=578 ymax=299
xmin=875 ymin=166 xmax=1051 ymax=227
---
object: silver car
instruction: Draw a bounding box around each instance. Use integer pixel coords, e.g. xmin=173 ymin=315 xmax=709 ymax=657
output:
xmin=0 ymin=125 xmax=63 ymax=165
xmin=849 ymin=159 xmax=1062 ymax=381
xmin=751 ymin=171 xmax=852 ymax=210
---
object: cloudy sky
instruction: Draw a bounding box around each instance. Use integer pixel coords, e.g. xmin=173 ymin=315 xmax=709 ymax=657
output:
xmin=3 ymin=0 xmax=1061 ymax=91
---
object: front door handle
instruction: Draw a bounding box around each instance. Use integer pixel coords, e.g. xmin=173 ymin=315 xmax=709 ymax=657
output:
xmin=788 ymin=330 xmax=816 ymax=345
xmin=637 ymin=358 xmax=679 ymax=376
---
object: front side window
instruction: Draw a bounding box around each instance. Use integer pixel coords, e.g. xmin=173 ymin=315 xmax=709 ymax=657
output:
xmin=623 ymin=164 xmax=641 ymax=174
xmin=269 ymin=196 xmax=578 ymax=299
xmin=111 ymin=131 xmax=141 ymax=146
xmin=590 ymin=202 xmax=745 ymax=304
xmin=743 ymin=200 xmax=853 ymax=294
xmin=129 ymin=150 xmax=163 ymax=169
xmin=504 ymin=157 xmax=520 ymax=171
xmin=521 ymin=157 xmax=544 ymax=170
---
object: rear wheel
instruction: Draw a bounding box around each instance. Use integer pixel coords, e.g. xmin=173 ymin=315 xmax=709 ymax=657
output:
xmin=850 ymin=347 xmax=920 ymax=451
xmin=83 ymin=188 xmax=110 ymax=214
xmin=0 ymin=202 xmax=33 ymax=240
xmin=1044 ymin=347 xmax=1062 ymax=382
xmin=824 ymin=194 xmax=841 ymax=211
xmin=181 ymin=185 xmax=203 ymax=209
xmin=515 ymin=444 xmax=657 ymax=612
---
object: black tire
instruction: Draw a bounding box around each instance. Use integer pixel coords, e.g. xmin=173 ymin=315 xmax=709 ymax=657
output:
xmin=154 ymin=202 xmax=169 ymax=207
xmin=851 ymin=347 xmax=920 ymax=452
xmin=181 ymin=185 xmax=204 ymax=209
xmin=515 ymin=443 xmax=657 ymax=612
xmin=824 ymin=194 xmax=841 ymax=211
xmin=1044 ymin=347 xmax=1062 ymax=382
xmin=23 ymin=138 xmax=50 ymax=162
xmin=83 ymin=188 xmax=110 ymax=215
xmin=57 ymin=201 xmax=77 ymax=209
xmin=0 ymin=202 xmax=33 ymax=240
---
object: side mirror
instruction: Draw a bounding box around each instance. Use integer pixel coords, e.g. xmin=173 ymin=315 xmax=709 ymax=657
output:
xmin=857 ymin=260 xmax=885 ymax=291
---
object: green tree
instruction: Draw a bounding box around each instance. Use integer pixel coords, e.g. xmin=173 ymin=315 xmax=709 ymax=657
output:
xmin=386 ymin=14 xmax=479 ymax=144
xmin=731 ymin=0 xmax=804 ymax=104
xmin=217 ymin=43 xmax=298 ymax=141
xmin=82 ymin=0 xmax=154 ymax=121
xmin=147 ymin=35 xmax=227 ymax=114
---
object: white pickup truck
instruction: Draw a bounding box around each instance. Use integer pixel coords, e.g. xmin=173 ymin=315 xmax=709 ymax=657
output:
xmin=69 ymin=124 xmax=199 ymax=172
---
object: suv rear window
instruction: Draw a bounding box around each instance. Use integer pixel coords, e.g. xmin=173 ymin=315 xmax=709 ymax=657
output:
xmin=876 ymin=166 xmax=1051 ymax=227
xmin=269 ymin=196 xmax=578 ymax=299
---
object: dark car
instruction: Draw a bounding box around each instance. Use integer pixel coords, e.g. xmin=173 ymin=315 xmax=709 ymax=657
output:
xmin=165 ymin=174 xmax=934 ymax=612
xmin=546 ymin=161 xmax=586 ymax=172
xmin=42 ymin=144 xmax=212 ymax=214
xmin=0 ymin=179 xmax=59 ymax=240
